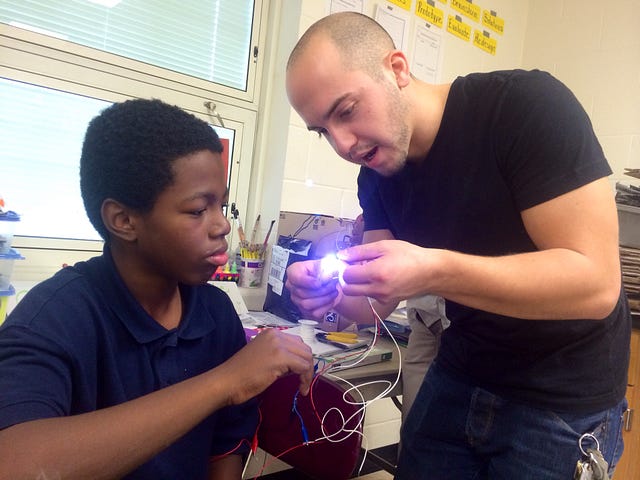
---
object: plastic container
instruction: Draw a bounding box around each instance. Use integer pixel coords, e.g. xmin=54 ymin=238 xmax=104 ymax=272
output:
xmin=618 ymin=204 xmax=640 ymax=249
xmin=0 ymin=284 xmax=15 ymax=325
xmin=0 ymin=248 xmax=24 ymax=291
xmin=0 ymin=211 xmax=20 ymax=254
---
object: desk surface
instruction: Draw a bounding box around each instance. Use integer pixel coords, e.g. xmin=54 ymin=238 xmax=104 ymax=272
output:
xmin=240 ymin=308 xmax=404 ymax=400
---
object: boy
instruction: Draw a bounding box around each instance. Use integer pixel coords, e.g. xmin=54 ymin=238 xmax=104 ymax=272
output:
xmin=0 ymin=98 xmax=314 ymax=479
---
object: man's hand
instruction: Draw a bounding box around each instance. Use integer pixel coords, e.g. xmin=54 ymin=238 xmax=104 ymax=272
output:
xmin=337 ymin=240 xmax=436 ymax=304
xmin=285 ymin=260 xmax=343 ymax=319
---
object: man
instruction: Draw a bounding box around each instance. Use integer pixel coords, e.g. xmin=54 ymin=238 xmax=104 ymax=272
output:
xmin=284 ymin=12 xmax=631 ymax=479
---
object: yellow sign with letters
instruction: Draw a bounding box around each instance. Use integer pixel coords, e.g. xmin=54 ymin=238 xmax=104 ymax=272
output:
xmin=447 ymin=15 xmax=471 ymax=41
xmin=473 ymin=30 xmax=497 ymax=55
xmin=482 ymin=10 xmax=505 ymax=35
xmin=451 ymin=0 xmax=480 ymax=22
xmin=388 ymin=0 xmax=412 ymax=11
xmin=416 ymin=0 xmax=444 ymax=28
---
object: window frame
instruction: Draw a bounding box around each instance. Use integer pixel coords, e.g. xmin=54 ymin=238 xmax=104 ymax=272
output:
xmin=0 ymin=2 xmax=266 ymax=276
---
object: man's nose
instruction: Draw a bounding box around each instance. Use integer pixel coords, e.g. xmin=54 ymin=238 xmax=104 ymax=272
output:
xmin=327 ymin=127 xmax=356 ymax=161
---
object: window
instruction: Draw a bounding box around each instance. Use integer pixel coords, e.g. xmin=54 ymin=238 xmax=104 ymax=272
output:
xmin=0 ymin=78 xmax=237 ymax=241
xmin=0 ymin=0 xmax=255 ymax=91
xmin=0 ymin=1 xmax=264 ymax=278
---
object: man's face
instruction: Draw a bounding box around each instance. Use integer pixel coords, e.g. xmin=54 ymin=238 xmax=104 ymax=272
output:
xmin=286 ymin=37 xmax=410 ymax=177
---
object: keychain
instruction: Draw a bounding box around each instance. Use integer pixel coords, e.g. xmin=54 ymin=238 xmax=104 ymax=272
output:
xmin=573 ymin=433 xmax=610 ymax=480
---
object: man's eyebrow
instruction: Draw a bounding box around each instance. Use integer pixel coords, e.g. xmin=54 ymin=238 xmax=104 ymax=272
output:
xmin=307 ymin=93 xmax=350 ymax=132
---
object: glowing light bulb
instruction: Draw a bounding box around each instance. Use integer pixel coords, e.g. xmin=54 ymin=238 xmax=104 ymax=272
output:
xmin=320 ymin=253 xmax=346 ymax=281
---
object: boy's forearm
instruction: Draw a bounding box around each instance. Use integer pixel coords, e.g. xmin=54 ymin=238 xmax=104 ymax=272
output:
xmin=0 ymin=369 xmax=232 ymax=480
xmin=209 ymin=454 xmax=243 ymax=480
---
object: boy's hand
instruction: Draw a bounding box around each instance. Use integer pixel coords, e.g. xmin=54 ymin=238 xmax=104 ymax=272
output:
xmin=221 ymin=329 xmax=314 ymax=405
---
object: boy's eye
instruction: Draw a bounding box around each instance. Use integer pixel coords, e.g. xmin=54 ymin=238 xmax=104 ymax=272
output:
xmin=191 ymin=208 xmax=207 ymax=216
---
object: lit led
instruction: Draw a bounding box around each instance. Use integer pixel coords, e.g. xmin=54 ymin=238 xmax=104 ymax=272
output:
xmin=320 ymin=253 xmax=346 ymax=280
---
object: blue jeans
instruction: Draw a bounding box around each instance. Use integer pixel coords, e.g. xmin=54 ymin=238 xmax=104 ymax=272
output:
xmin=396 ymin=362 xmax=626 ymax=480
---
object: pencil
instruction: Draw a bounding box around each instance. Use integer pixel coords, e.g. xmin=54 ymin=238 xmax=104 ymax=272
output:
xmin=250 ymin=214 xmax=261 ymax=245
xmin=236 ymin=217 xmax=246 ymax=243
xmin=263 ymin=219 xmax=275 ymax=248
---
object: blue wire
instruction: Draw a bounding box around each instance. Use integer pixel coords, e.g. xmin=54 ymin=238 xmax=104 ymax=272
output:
xmin=292 ymin=390 xmax=309 ymax=444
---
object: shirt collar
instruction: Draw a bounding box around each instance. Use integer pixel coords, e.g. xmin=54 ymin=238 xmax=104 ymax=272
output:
xmin=95 ymin=246 xmax=217 ymax=345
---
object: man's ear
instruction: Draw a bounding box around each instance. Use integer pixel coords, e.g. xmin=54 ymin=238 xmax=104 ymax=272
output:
xmin=387 ymin=50 xmax=411 ymax=88
xmin=101 ymin=198 xmax=138 ymax=242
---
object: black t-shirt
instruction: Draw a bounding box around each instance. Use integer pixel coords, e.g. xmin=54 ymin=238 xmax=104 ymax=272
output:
xmin=358 ymin=69 xmax=630 ymax=413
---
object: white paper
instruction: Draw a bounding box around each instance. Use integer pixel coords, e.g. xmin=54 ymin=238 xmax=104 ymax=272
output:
xmin=329 ymin=0 xmax=364 ymax=14
xmin=411 ymin=24 xmax=442 ymax=83
xmin=210 ymin=281 xmax=248 ymax=315
xmin=267 ymin=245 xmax=290 ymax=295
xmin=375 ymin=4 xmax=409 ymax=51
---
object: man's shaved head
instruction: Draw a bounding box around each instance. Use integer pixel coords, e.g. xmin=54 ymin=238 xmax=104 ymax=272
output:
xmin=287 ymin=12 xmax=395 ymax=80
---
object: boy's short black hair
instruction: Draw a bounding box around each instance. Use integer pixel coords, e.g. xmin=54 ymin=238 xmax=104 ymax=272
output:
xmin=80 ymin=98 xmax=223 ymax=241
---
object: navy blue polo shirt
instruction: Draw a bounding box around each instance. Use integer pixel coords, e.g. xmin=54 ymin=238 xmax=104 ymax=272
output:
xmin=0 ymin=247 xmax=258 ymax=479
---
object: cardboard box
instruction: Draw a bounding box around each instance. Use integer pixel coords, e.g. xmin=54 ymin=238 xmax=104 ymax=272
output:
xmin=265 ymin=212 xmax=358 ymax=332
xmin=276 ymin=211 xmax=357 ymax=257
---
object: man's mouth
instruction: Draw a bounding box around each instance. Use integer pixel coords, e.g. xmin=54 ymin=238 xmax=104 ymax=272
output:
xmin=362 ymin=146 xmax=378 ymax=164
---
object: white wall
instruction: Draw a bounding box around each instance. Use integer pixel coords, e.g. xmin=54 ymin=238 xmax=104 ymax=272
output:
xmin=521 ymin=0 xmax=640 ymax=187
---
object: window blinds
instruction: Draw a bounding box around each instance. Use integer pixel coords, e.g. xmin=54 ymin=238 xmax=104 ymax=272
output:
xmin=0 ymin=0 xmax=254 ymax=91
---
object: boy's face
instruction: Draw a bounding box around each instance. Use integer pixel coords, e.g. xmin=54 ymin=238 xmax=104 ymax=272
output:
xmin=133 ymin=149 xmax=231 ymax=285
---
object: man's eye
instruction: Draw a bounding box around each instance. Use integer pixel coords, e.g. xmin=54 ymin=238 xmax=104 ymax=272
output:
xmin=191 ymin=208 xmax=206 ymax=216
xmin=339 ymin=105 xmax=353 ymax=118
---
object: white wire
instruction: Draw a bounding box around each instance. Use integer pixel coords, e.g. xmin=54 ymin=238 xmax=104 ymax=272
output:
xmin=305 ymin=296 xmax=403 ymax=476
xmin=241 ymin=449 xmax=253 ymax=478
xmin=241 ymin=298 xmax=402 ymax=479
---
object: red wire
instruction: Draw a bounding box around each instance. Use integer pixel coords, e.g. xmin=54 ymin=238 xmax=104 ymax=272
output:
xmin=210 ymin=406 xmax=262 ymax=462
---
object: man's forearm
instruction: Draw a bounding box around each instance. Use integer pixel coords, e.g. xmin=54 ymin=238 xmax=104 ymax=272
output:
xmin=334 ymin=294 xmax=397 ymax=325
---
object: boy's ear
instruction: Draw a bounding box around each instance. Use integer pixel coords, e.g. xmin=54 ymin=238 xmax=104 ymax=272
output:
xmin=101 ymin=198 xmax=138 ymax=242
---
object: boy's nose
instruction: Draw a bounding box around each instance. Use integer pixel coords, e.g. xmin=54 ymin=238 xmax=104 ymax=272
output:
xmin=210 ymin=213 xmax=231 ymax=238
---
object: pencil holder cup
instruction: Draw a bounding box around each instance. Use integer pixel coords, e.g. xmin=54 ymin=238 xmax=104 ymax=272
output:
xmin=239 ymin=257 xmax=264 ymax=288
